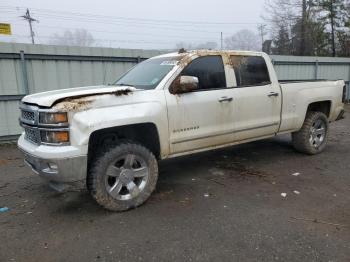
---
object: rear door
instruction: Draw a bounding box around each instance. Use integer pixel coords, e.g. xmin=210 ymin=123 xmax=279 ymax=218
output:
xmin=229 ymin=55 xmax=282 ymax=141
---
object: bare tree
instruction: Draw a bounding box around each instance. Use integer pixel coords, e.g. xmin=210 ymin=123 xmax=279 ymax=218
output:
xmin=263 ymin=0 xmax=305 ymax=54
xmin=263 ymin=0 xmax=332 ymax=56
xmin=224 ymin=30 xmax=260 ymax=51
xmin=263 ymin=0 xmax=302 ymax=33
xmin=49 ymin=29 xmax=95 ymax=47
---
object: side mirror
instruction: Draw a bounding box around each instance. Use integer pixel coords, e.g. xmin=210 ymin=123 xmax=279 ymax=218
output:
xmin=170 ymin=75 xmax=199 ymax=94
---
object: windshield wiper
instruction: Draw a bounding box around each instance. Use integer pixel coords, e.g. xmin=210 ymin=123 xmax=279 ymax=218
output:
xmin=108 ymin=83 xmax=135 ymax=87
xmin=116 ymin=83 xmax=136 ymax=88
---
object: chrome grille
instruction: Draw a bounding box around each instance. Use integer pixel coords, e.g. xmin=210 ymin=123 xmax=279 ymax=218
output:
xmin=21 ymin=110 xmax=35 ymax=122
xmin=24 ymin=126 xmax=40 ymax=144
xmin=20 ymin=104 xmax=38 ymax=126
xmin=19 ymin=103 xmax=70 ymax=146
xmin=20 ymin=103 xmax=39 ymax=144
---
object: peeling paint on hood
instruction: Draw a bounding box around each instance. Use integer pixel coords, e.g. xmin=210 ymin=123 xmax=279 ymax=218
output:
xmin=21 ymin=85 xmax=136 ymax=108
xmin=52 ymin=88 xmax=133 ymax=111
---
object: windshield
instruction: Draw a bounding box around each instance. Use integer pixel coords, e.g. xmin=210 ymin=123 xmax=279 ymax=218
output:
xmin=114 ymin=57 xmax=179 ymax=89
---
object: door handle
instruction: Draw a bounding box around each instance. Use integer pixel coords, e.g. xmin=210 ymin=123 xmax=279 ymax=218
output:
xmin=268 ymin=92 xmax=279 ymax=97
xmin=218 ymin=96 xmax=233 ymax=102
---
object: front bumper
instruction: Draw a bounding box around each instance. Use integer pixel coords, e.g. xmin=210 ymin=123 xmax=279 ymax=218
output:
xmin=18 ymin=134 xmax=87 ymax=184
xmin=22 ymin=151 xmax=87 ymax=183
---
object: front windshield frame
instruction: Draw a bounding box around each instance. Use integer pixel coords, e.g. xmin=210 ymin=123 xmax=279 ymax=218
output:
xmin=113 ymin=56 xmax=181 ymax=90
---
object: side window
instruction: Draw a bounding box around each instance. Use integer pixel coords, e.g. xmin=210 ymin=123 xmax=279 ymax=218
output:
xmin=230 ymin=56 xmax=270 ymax=87
xmin=181 ymin=56 xmax=226 ymax=90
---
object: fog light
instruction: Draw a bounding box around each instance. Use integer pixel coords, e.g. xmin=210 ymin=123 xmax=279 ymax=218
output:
xmin=48 ymin=163 xmax=58 ymax=170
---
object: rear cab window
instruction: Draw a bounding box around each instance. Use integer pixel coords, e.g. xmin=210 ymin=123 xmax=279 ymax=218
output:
xmin=230 ymin=56 xmax=271 ymax=87
xmin=181 ymin=55 xmax=226 ymax=90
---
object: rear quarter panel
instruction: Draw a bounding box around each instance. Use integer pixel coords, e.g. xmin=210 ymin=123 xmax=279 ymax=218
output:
xmin=279 ymin=80 xmax=345 ymax=132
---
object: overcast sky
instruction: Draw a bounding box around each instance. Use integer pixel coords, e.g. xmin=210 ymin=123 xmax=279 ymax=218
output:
xmin=0 ymin=0 xmax=266 ymax=49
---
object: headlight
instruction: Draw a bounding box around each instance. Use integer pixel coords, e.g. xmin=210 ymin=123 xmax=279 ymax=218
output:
xmin=40 ymin=130 xmax=69 ymax=144
xmin=39 ymin=112 xmax=68 ymax=125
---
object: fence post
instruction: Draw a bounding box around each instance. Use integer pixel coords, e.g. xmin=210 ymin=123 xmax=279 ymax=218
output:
xmin=314 ymin=59 xmax=319 ymax=80
xmin=347 ymin=63 xmax=350 ymax=103
xmin=19 ymin=50 xmax=29 ymax=95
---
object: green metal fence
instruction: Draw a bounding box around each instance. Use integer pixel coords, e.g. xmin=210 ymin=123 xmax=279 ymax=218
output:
xmin=0 ymin=43 xmax=165 ymax=140
xmin=270 ymin=55 xmax=350 ymax=103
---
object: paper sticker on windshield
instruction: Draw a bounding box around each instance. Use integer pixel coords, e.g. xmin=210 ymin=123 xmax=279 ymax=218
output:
xmin=150 ymin=78 xmax=159 ymax=84
xmin=160 ymin=60 xmax=178 ymax=66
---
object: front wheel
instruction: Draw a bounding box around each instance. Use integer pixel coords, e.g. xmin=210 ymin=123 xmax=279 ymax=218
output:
xmin=87 ymin=141 xmax=158 ymax=211
xmin=292 ymin=111 xmax=329 ymax=155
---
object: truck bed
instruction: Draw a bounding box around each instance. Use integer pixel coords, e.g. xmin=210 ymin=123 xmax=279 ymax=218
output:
xmin=278 ymin=79 xmax=345 ymax=133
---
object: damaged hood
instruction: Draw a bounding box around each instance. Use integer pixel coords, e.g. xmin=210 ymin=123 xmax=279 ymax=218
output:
xmin=22 ymin=85 xmax=137 ymax=107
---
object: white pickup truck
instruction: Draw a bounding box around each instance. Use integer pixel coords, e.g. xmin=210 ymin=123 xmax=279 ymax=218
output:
xmin=18 ymin=50 xmax=346 ymax=211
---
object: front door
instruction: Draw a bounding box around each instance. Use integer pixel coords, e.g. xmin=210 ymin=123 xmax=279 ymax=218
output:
xmin=165 ymin=55 xmax=236 ymax=154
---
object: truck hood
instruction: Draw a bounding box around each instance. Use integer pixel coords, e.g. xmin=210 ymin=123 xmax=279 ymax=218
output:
xmin=22 ymin=85 xmax=138 ymax=107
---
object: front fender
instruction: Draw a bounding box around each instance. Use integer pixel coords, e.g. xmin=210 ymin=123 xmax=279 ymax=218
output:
xmin=68 ymin=94 xmax=169 ymax=157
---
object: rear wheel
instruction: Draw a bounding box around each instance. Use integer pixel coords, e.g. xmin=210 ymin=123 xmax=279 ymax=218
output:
xmin=87 ymin=141 xmax=158 ymax=211
xmin=292 ymin=111 xmax=329 ymax=155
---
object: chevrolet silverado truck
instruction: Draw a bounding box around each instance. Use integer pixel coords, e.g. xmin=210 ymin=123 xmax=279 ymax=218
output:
xmin=18 ymin=50 xmax=346 ymax=211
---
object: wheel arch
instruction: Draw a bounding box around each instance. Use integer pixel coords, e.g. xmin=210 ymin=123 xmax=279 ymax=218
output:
xmin=88 ymin=122 xmax=161 ymax=168
xmin=306 ymin=100 xmax=332 ymax=118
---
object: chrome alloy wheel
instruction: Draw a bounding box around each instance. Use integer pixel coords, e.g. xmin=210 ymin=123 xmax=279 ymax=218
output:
xmin=105 ymin=154 xmax=149 ymax=200
xmin=309 ymin=119 xmax=326 ymax=148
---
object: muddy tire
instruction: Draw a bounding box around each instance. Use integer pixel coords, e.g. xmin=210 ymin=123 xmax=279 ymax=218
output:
xmin=292 ymin=111 xmax=329 ymax=155
xmin=87 ymin=141 xmax=158 ymax=211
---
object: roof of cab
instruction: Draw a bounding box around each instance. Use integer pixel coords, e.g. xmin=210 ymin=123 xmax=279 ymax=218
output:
xmin=151 ymin=49 xmax=266 ymax=59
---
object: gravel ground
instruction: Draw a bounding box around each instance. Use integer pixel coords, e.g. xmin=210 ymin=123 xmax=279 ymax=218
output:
xmin=0 ymin=105 xmax=349 ymax=262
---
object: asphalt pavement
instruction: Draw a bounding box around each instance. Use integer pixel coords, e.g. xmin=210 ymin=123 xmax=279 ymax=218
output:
xmin=1 ymin=105 xmax=349 ymax=262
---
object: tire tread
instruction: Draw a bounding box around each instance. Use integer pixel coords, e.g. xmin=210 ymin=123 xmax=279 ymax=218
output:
xmin=292 ymin=111 xmax=329 ymax=155
xmin=87 ymin=140 xmax=158 ymax=211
